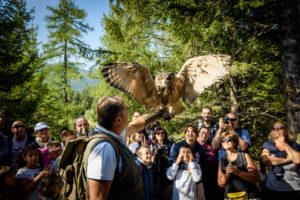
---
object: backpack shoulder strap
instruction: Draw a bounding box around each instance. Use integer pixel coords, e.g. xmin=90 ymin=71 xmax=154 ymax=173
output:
xmin=80 ymin=133 xmax=121 ymax=198
xmin=83 ymin=132 xmax=120 ymax=170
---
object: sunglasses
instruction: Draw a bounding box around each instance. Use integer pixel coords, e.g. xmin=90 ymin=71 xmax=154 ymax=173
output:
xmin=273 ymin=126 xmax=285 ymax=131
xmin=13 ymin=124 xmax=25 ymax=129
xmin=228 ymin=118 xmax=237 ymax=122
xmin=221 ymin=137 xmax=233 ymax=143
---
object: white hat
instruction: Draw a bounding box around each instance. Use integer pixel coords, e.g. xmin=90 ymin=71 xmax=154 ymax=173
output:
xmin=34 ymin=122 xmax=49 ymax=131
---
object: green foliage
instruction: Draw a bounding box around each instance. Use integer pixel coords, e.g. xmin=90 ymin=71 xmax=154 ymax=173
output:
xmin=0 ymin=0 xmax=44 ymax=124
xmin=43 ymin=0 xmax=93 ymax=103
xmin=96 ymin=0 xmax=284 ymax=160
xmin=26 ymin=0 xmax=95 ymax=138
xmin=0 ymin=0 xmax=288 ymax=153
xmin=32 ymin=76 xmax=95 ymax=140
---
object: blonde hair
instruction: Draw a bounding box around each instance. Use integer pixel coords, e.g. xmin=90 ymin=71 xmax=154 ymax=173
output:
xmin=136 ymin=145 xmax=150 ymax=157
xmin=128 ymin=132 xmax=140 ymax=145
xmin=269 ymin=121 xmax=295 ymax=141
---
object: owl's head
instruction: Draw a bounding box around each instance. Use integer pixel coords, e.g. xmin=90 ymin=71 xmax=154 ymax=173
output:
xmin=154 ymin=72 xmax=175 ymax=91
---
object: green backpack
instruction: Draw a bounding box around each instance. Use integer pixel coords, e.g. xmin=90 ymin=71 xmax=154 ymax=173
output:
xmin=58 ymin=133 xmax=119 ymax=200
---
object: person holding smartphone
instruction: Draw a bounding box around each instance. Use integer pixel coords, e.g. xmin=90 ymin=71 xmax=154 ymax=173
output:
xmin=217 ymin=131 xmax=260 ymax=199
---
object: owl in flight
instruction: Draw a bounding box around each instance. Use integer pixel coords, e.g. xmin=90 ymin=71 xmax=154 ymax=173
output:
xmin=102 ymin=54 xmax=231 ymax=116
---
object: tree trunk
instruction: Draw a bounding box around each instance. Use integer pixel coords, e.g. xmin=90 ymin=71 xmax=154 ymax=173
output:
xmin=279 ymin=0 xmax=300 ymax=135
xmin=229 ymin=76 xmax=239 ymax=113
xmin=63 ymin=40 xmax=68 ymax=103
xmin=216 ymin=82 xmax=226 ymax=116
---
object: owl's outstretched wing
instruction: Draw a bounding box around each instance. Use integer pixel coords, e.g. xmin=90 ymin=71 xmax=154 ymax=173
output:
xmin=101 ymin=63 xmax=159 ymax=110
xmin=176 ymin=54 xmax=231 ymax=103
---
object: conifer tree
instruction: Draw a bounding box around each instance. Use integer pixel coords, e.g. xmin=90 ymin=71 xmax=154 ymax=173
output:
xmin=0 ymin=0 xmax=44 ymax=122
xmin=100 ymin=0 xmax=286 ymax=157
xmin=44 ymin=0 xmax=93 ymax=103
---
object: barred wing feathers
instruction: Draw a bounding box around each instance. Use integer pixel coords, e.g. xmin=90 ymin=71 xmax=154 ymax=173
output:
xmin=176 ymin=54 xmax=231 ymax=104
xmin=102 ymin=63 xmax=160 ymax=109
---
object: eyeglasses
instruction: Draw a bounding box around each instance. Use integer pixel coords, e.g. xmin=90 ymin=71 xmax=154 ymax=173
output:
xmin=13 ymin=124 xmax=25 ymax=129
xmin=228 ymin=118 xmax=237 ymax=122
xmin=221 ymin=137 xmax=233 ymax=143
xmin=273 ymin=126 xmax=285 ymax=131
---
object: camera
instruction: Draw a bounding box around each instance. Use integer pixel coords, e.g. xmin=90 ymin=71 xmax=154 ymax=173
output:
xmin=223 ymin=116 xmax=230 ymax=124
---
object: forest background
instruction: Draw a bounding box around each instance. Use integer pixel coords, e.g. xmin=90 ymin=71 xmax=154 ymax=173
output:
xmin=1 ymin=0 xmax=300 ymax=160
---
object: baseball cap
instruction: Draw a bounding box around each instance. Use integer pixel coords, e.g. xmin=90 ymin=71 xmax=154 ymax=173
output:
xmin=34 ymin=122 xmax=49 ymax=131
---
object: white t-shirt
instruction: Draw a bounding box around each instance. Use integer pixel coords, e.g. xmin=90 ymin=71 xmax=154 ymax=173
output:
xmin=16 ymin=167 xmax=41 ymax=200
xmin=87 ymin=142 xmax=117 ymax=181
xmin=87 ymin=125 xmax=127 ymax=181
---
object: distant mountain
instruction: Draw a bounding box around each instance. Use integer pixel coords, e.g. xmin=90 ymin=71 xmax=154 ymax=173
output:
xmin=70 ymin=69 xmax=100 ymax=92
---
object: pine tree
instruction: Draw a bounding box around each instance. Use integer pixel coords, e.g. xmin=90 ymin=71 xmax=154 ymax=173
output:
xmin=43 ymin=0 xmax=93 ymax=103
xmin=0 ymin=0 xmax=44 ymax=123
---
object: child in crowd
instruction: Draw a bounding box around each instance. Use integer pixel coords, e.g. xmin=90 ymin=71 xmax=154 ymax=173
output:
xmin=167 ymin=144 xmax=203 ymax=200
xmin=135 ymin=145 xmax=155 ymax=200
xmin=16 ymin=145 xmax=51 ymax=200
xmin=0 ymin=166 xmax=21 ymax=200
xmin=38 ymin=140 xmax=62 ymax=173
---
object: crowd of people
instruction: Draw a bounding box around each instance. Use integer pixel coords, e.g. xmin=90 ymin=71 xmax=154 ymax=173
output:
xmin=0 ymin=98 xmax=300 ymax=200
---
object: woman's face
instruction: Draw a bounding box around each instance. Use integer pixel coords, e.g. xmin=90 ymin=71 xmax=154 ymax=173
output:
xmin=185 ymin=127 xmax=197 ymax=144
xmin=221 ymin=136 xmax=235 ymax=150
xmin=198 ymin=128 xmax=209 ymax=143
xmin=272 ymin=123 xmax=287 ymax=138
xmin=155 ymin=130 xmax=165 ymax=141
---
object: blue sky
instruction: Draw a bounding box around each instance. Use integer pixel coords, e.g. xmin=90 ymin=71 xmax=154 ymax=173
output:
xmin=26 ymin=0 xmax=110 ymax=68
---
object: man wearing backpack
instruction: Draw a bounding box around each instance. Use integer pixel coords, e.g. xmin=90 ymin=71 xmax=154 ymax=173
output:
xmin=87 ymin=96 xmax=166 ymax=200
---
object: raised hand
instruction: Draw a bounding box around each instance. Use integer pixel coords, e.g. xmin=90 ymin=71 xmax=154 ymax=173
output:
xmin=176 ymin=151 xmax=183 ymax=165
xmin=189 ymin=153 xmax=194 ymax=163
